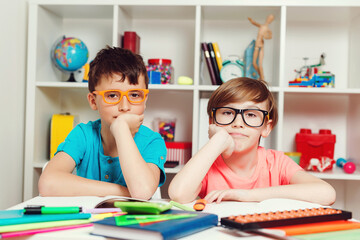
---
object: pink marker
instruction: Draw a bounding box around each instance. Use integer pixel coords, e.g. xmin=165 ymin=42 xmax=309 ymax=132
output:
xmin=83 ymin=208 xmax=122 ymax=214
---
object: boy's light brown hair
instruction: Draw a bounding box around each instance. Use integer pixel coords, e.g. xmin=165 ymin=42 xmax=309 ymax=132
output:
xmin=207 ymin=77 xmax=278 ymax=128
xmin=88 ymin=46 xmax=149 ymax=92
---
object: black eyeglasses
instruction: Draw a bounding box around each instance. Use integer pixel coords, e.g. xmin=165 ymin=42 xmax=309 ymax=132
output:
xmin=212 ymin=107 xmax=269 ymax=127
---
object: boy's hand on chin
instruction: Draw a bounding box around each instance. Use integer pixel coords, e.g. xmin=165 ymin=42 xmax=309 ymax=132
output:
xmin=111 ymin=114 xmax=144 ymax=137
xmin=208 ymin=124 xmax=234 ymax=158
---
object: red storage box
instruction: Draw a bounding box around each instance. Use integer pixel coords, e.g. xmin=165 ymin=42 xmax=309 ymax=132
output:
xmin=165 ymin=142 xmax=192 ymax=168
xmin=295 ymin=129 xmax=336 ymax=169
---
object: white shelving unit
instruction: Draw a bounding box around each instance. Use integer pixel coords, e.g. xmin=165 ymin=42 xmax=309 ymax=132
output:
xmin=25 ymin=0 xmax=360 ymax=217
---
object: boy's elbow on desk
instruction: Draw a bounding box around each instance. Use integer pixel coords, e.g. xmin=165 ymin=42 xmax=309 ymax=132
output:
xmin=38 ymin=174 xmax=57 ymax=196
xmin=128 ymin=186 xmax=157 ymax=201
xmin=168 ymin=184 xmax=197 ymax=204
xmin=321 ymin=184 xmax=337 ymax=206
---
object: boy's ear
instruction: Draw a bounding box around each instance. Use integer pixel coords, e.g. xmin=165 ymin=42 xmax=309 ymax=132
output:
xmin=87 ymin=93 xmax=98 ymax=110
xmin=261 ymin=119 xmax=273 ymax=138
xmin=208 ymin=117 xmax=214 ymax=125
xmin=144 ymin=94 xmax=148 ymax=106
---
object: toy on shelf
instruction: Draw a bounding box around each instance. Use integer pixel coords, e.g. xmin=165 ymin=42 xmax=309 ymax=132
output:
xmin=307 ymin=156 xmax=335 ymax=172
xmin=247 ymin=14 xmax=274 ymax=81
xmin=51 ymin=35 xmax=89 ymax=82
xmin=336 ymin=158 xmax=356 ymax=174
xmin=295 ymin=128 xmax=336 ymax=169
xmin=289 ymin=53 xmax=335 ymax=88
xmin=147 ymin=59 xmax=173 ymax=84
xmin=284 ymin=152 xmax=301 ymax=165
xmin=165 ymin=142 xmax=192 ymax=168
xmin=153 ymin=118 xmax=176 ymax=142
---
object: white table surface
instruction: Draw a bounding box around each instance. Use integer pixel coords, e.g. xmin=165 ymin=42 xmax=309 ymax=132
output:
xmin=6 ymin=197 xmax=323 ymax=240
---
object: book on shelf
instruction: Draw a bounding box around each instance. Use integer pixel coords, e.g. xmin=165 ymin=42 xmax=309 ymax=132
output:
xmin=201 ymin=42 xmax=217 ymax=85
xmin=91 ymin=209 xmax=218 ymax=240
xmin=207 ymin=42 xmax=222 ymax=85
xmin=212 ymin=42 xmax=223 ymax=72
xmin=122 ymin=31 xmax=140 ymax=54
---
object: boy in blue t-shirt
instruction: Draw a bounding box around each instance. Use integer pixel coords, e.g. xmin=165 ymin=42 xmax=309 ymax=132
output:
xmin=39 ymin=46 xmax=167 ymax=199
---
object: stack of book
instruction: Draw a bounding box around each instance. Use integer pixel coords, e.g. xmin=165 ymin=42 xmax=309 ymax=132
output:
xmin=91 ymin=201 xmax=218 ymax=240
xmin=201 ymin=42 xmax=223 ymax=85
xmin=2 ymin=198 xmax=218 ymax=239
xmin=0 ymin=208 xmax=92 ymax=238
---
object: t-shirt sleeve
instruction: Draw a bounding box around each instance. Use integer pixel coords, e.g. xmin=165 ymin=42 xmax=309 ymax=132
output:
xmin=55 ymin=124 xmax=86 ymax=166
xmin=279 ymin=152 xmax=304 ymax=185
xmin=140 ymin=132 xmax=167 ymax=187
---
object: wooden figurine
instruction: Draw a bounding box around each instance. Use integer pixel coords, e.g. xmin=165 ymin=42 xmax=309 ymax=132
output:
xmin=248 ymin=14 xmax=274 ymax=81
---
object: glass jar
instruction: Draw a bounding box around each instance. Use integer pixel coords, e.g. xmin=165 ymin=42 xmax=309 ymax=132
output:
xmin=147 ymin=58 xmax=174 ymax=84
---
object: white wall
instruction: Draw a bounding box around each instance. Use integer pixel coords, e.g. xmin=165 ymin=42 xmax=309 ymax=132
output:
xmin=0 ymin=0 xmax=27 ymax=209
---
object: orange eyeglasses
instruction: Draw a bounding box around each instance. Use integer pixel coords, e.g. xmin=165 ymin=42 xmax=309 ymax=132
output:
xmin=92 ymin=89 xmax=149 ymax=104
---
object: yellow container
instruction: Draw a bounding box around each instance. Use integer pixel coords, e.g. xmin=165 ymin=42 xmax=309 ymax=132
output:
xmin=284 ymin=152 xmax=302 ymax=165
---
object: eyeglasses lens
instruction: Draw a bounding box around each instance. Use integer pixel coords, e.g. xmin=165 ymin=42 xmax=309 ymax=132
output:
xmin=104 ymin=90 xmax=145 ymax=103
xmin=215 ymin=108 xmax=265 ymax=127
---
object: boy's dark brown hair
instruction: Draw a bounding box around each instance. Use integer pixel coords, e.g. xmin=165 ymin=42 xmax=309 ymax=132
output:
xmin=207 ymin=77 xmax=278 ymax=128
xmin=88 ymin=46 xmax=149 ymax=92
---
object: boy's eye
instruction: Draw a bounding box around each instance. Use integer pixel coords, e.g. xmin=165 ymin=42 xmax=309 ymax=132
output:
xmin=129 ymin=92 xmax=140 ymax=98
xmin=244 ymin=110 xmax=259 ymax=118
xmin=105 ymin=91 xmax=120 ymax=99
xmin=220 ymin=110 xmax=235 ymax=116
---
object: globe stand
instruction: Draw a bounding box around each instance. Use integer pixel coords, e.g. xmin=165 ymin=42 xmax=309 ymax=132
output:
xmin=67 ymin=72 xmax=76 ymax=82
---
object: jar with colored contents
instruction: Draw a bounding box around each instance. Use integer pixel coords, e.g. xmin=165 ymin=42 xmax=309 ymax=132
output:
xmin=147 ymin=59 xmax=173 ymax=84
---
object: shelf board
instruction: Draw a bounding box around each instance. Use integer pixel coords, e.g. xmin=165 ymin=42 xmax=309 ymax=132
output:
xmin=37 ymin=3 xmax=114 ymax=19
xmin=34 ymin=159 xmax=360 ymax=180
xmin=34 ymin=158 xmax=182 ymax=173
xmin=197 ymin=85 xmax=281 ymax=92
xmin=33 ymin=160 xmax=48 ymax=169
xmin=309 ymin=166 xmax=360 ymax=181
xmin=36 ymin=81 xmax=88 ymax=88
xmin=35 ymin=82 xmax=287 ymax=93
xmin=164 ymin=165 xmax=182 ymax=174
xmin=149 ymin=85 xmax=194 ymax=91
xmin=284 ymin=87 xmax=360 ymax=94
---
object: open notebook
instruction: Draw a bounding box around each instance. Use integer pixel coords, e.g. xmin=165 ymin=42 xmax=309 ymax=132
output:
xmin=8 ymin=196 xmax=161 ymax=210
xmin=184 ymin=198 xmax=324 ymax=219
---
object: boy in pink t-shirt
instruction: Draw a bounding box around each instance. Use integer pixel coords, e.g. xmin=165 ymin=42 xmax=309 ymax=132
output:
xmin=169 ymin=77 xmax=336 ymax=205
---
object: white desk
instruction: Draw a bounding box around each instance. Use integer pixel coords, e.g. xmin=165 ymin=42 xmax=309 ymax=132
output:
xmin=7 ymin=197 xmax=323 ymax=240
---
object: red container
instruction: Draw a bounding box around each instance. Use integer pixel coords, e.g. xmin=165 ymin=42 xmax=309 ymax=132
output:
xmin=165 ymin=142 xmax=192 ymax=167
xmin=295 ymin=129 xmax=336 ymax=169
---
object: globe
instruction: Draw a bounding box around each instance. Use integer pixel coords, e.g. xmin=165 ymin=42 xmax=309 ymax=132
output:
xmin=51 ymin=36 xmax=89 ymax=81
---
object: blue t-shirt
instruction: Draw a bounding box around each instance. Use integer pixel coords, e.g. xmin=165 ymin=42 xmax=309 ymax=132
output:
xmin=56 ymin=119 xmax=167 ymax=187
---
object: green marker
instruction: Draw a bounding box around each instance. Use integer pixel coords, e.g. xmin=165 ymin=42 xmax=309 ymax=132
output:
xmin=24 ymin=206 xmax=82 ymax=214
xmin=170 ymin=201 xmax=195 ymax=212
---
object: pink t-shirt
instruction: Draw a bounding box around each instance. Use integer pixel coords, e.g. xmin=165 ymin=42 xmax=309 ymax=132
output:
xmin=199 ymin=147 xmax=303 ymax=198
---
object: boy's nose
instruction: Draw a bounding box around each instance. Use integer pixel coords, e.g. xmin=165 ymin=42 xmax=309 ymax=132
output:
xmin=232 ymin=113 xmax=245 ymax=128
xmin=118 ymin=95 xmax=130 ymax=111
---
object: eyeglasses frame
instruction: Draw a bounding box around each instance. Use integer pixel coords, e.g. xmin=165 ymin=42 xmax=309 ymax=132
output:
xmin=92 ymin=89 xmax=149 ymax=104
xmin=212 ymin=107 xmax=269 ymax=127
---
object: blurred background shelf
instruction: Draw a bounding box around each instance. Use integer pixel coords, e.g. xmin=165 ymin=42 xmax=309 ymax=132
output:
xmin=25 ymin=0 xmax=360 ymax=217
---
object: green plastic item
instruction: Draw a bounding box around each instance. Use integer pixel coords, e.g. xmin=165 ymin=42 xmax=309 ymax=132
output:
xmin=114 ymin=202 xmax=172 ymax=215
